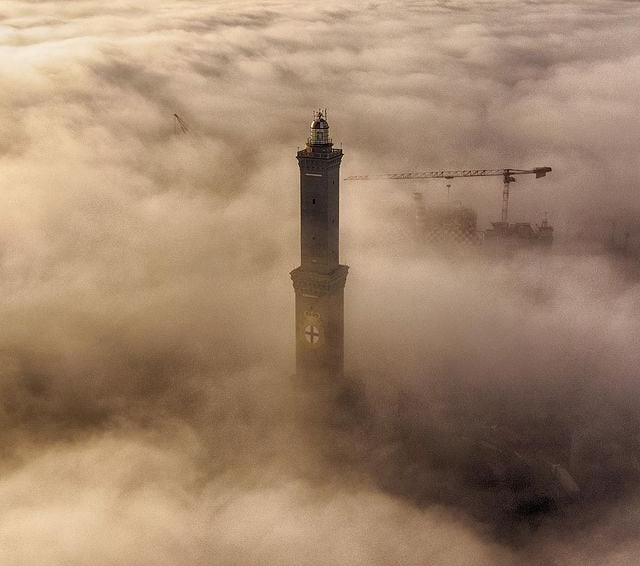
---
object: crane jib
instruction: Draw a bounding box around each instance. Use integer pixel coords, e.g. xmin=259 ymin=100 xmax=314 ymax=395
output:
xmin=344 ymin=167 xmax=551 ymax=182
xmin=342 ymin=167 xmax=552 ymax=224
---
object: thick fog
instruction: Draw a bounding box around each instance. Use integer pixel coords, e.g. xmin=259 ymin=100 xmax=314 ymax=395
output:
xmin=1 ymin=1 xmax=639 ymax=564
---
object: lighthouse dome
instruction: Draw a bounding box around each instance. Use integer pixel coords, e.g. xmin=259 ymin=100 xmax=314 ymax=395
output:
xmin=311 ymin=114 xmax=329 ymax=129
xmin=309 ymin=110 xmax=331 ymax=145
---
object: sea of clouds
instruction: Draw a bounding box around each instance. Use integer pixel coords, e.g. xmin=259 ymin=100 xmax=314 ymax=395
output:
xmin=1 ymin=1 xmax=640 ymax=564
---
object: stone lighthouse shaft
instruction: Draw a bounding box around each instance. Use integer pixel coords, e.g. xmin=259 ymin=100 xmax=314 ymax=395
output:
xmin=290 ymin=111 xmax=348 ymax=379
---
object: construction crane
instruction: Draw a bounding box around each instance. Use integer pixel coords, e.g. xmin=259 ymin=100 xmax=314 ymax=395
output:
xmin=345 ymin=167 xmax=552 ymax=223
xmin=173 ymin=113 xmax=189 ymax=135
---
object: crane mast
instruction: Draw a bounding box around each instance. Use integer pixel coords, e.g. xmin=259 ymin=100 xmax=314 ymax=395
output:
xmin=173 ymin=113 xmax=189 ymax=134
xmin=345 ymin=167 xmax=552 ymax=223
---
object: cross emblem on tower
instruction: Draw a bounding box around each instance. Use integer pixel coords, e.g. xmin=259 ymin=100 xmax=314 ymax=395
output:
xmin=304 ymin=325 xmax=320 ymax=344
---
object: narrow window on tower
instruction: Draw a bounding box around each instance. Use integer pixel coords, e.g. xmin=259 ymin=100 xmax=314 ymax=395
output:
xmin=312 ymin=198 xmax=316 ymax=205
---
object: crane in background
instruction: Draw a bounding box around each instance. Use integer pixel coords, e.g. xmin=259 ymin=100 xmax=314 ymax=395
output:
xmin=345 ymin=167 xmax=552 ymax=224
xmin=173 ymin=113 xmax=189 ymax=135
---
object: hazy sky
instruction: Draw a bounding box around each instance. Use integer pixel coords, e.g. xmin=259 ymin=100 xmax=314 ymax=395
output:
xmin=1 ymin=1 xmax=640 ymax=565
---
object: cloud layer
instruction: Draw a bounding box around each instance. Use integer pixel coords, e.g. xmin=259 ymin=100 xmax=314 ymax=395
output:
xmin=1 ymin=1 xmax=640 ymax=564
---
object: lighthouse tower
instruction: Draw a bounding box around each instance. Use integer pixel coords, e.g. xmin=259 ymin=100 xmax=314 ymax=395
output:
xmin=290 ymin=110 xmax=348 ymax=380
